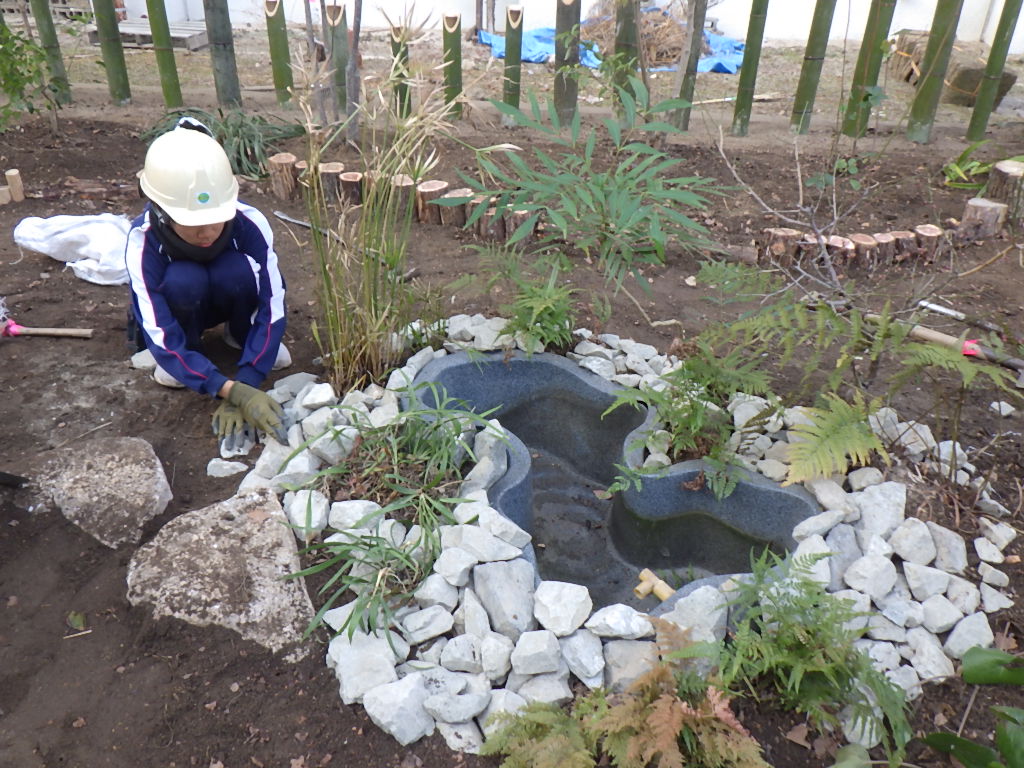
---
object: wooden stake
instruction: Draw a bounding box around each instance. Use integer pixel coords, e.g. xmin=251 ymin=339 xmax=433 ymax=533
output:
xmin=872 ymin=232 xmax=896 ymax=264
xmin=415 ymin=179 xmax=449 ymax=224
xmin=4 ymin=170 xmax=24 ymax=202
xmin=391 ymin=174 xmax=416 ymax=217
xmin=849 ymin=233 xmax=878 ymax=267
xmin=504 ymin=209 xmax=535 ymax=243
xmin=439 ymin=187 xmax=472 ymax=227
xmin=319 ymin=161 xmax=345 ymax=202
xmin=986 ymin=159 xmax=1024 ymax=223
xmin=339 ymin=171 xmax=363 ymax=204
xmin=480 ymin=208 xmax=506 ymax=241
xmin=268 ymin=152 xmax=298 ymax=200
xmin=890 ymin=230 xmax=918 ymax=261
xmin=961 ymin=197 xmax=1008 ymax=240
xmin=914 ymin=223 xmax=944 ymax=262
xmin=758 ymin=227 xmax=803 ymax=266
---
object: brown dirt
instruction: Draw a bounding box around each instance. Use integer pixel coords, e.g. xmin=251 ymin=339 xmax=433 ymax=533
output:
xmin=1 ymin=25 xmax=1024 ymax=768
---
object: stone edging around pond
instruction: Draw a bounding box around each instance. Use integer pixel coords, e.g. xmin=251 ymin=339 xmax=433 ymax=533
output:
xmin=203 ymin=314 xmax=1016 ymax=754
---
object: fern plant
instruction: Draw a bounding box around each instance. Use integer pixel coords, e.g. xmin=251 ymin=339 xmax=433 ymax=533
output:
xmin=481 ymin=696 xmax=604 ymax=768
xmin=719 ymin=551 xmax=911 ymax=766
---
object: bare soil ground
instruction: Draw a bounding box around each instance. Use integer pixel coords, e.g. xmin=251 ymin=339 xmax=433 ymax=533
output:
xmin=1 ymin=22 xmax=1023 ymax=768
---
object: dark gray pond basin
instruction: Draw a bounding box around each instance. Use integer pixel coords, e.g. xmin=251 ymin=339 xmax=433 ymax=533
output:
xmin=412 ymin=351 xmax=820 ymax=610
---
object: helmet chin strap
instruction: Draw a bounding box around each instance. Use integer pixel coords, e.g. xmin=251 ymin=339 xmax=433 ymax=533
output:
xmin=148 ymin=204 xmax=234 ymax=264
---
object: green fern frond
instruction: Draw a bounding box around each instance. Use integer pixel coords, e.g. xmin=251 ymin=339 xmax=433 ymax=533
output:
xmin=784 ymin=393 xmax=888 ymax=485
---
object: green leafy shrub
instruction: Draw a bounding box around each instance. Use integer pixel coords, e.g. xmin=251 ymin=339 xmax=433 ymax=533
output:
xmin=142 ymin=108 xmax=305 ymax=178
xmin=0 ymin=26 xmax=57 ymax=131
xmin=451 ymin=83 xmax=722 ymax=290
xmin=921 ymin=647 xmax=1024 ymax=768
xmin=289 ymin=386 xmax=497 ymax=638
xmin=719 ymin=551 xmax=911 ymax=765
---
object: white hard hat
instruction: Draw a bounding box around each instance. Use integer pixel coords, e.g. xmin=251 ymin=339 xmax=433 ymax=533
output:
xmin=139 ymin=126 xmax=239 ymax=226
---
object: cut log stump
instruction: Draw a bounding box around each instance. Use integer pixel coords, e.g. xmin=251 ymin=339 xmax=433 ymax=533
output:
xmin=340 ymin=171 xmax=363 ymax=204
xmin=319 ymin=161 xmax=345 ymax=202
xmin=849 ymin=233 xmax=878 ymax=268
xmin=268 ymin=152 xmax=298 ymax=200
xmin=758 ymin=227 xmax=803 ymax=266
xmin=985 ymin=159 xmax=1024 ymax=224
xmin=439 ymin=188 xmax=472 ymax=227
xmin=914 ymin=224 xmax=944 ymax=262
xmin=960 ymin=197 xmax=1007 ymax=241
xmin=415 ymin=179 xmax=449 ymax=224
xmin=872 ymin=232 xmax=896 ymax=264
xmin=890 ymin=230 xmax=918 ymax=261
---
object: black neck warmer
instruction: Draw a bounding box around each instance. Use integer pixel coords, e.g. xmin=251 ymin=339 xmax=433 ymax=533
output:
xmin=149 ymin=207 xmax=235 ymax=264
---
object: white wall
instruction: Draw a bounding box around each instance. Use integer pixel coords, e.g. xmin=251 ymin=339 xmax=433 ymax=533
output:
xmin=123 ymin=0 xmax=1024 ymax=54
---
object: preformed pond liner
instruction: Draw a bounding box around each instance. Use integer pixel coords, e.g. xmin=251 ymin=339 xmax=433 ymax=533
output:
xmin=412 ymin=350 xmax=821 ymax=611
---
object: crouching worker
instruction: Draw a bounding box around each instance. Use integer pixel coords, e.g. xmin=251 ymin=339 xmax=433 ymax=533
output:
xmin=125 ymin=118 xmax=289 ymax=446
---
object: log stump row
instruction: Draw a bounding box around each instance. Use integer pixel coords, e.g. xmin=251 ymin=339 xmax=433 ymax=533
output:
xmin=757 ymin=223 xmax=949 ymax=269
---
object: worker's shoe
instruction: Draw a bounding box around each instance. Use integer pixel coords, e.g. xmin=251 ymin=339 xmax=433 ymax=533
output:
xmin=223 ymin=324 xmax=292 ymax=370
xmin=153 ymin=364 xmax=185 ymax=389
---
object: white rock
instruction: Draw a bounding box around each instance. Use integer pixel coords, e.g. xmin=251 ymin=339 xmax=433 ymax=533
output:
xmin=792 ymin=510 xmax=845 ymax=542
xmin=131 ymin=348 xmax=157 ymax=370
xmin=328 ymin=500 xmax=382 ymax=530
xmin=510 ymin=630 xmax=561 ymax=675
xmin=577 ymin=355 xmax=616 ymax=379
xmin=619 ymin=338 xmax=658 ymax=360
xmin=480 ymin=631 xmax=514 ymax=682
xmin=473 ymin=559 xmax=537 ymax=642
xmin=887 ymin=518 xmax=936 ymax=565
xmin=308 ymin=426 xmax=358 ymax=465
xmin=943 ymin=612 xmax=995 ymax=659
xmin=285 ymin=490 xmax=330 ymax=541
xmin=402 ymin=605 xmax=455 ymax=644
xmin=434 ymin=547 xmax=479 ymax=587
xmin=206 ymin=458 xmax=247 ymax=477
xmin=979 ymin=517 xmax=1017 ymax=551
xmin=906 ymin=627 xmax=955 ymax=682
xmin=865 ymin=614 xmax=906 ymax=643
xmin=435 ymin=721 xmax=484 ymax=754
xmin=585 ymin=604 xmax=653 ymax=639
xmin=362 ymin=673 xmax=435 ymax=746
xmin=854 ymin=639 xmax=901 ymax=672
xmin=876 ymin=595 xmax=924 ymax=629
xmin=574 ymin=339 xmax=615 ymax=360
xmin=331 ymin=634 xmax=399 ymax=705
xmin=843 ymin=555 xmax=897 ymax=601
xmin=790 ymin=535 xmax=831 ymax=586
xmin=852 ymin=481 xmax=906 ymax=538
xmin=805 ymin=477 xmax=857 ymax=519
xmin=847 ymin=467 xmax=884 ymax=491
xmin=424 ymin=690 xmax=490 ymax=723
xmin=516 ymin=669 xmax=573 ymax=706
xmin=834 ymin=589 xmax=871 ymax=633
xmin=414 ymin=573 xmax=460 ymax=611
xmin=477 ymin=505 xmax=532 ymax=549
xmin=903 ymin=562 xmax=951 ymax=602
xmin=440 ymin=634 xmax=482 ymax=674
xmin=299 ymin=382 xmax=337 ymax=410
xmin=534 ymin=581 xmax=593 ymax=637
xmin=927 ymin=522 xmax=968 ymax=575
xmin=990 ymin=400 xmax=1016 ymax=417
xmin=979 ymin=562 xmax=1010 ymax=588
xmin=974 ymin=536 xmax=1005 ymax=564
xmin=885 ymin=665 xmax=922 ymax=701
xmin=895 ymin=420 xmax=936 ymax=458
xmin=459 ymin=587 xmax=492 ymax=639
xmin=559 ymin=629 xmax=605 ymax=682
xmin=826 ymin=524 xmax=863 ymax=592
xmin=920 ymin=595 xmax=964 ymax=634
xmin=980 ymin=583 xmax=1014 ymax=613
xmin=756 ymin=458 xmax=789 ymax=482
xmin=478 ymin=689 xmax=527 ymax=737
xmin=945 ymin=575 xmax=981 ymax=615
xmin=604 ymin=640 xmax=659 ymax=692
xmin=860 ymin=533 xmax=894 ymax=558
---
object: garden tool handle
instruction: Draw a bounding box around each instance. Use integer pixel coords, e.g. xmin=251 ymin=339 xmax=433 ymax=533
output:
xmin=1 ymin=320 xmax=94 ymax=338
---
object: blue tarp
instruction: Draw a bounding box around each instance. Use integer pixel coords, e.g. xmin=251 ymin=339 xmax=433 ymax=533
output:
xmin=477 ymin=26 xmax=744 ymax=75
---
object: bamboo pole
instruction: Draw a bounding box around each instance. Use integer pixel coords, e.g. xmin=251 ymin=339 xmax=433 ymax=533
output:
xmin=203 ymin=0 xmax=242 ymax=107
xmin=265 ymin=0 xmax=293 ymax=104
xmin=143 ymin=0 xmax=183 ymax=108
xmin=27 ymin=0 xmax=71 ymax=104
xmin=390 ymin=26 xmax=411 ymax=118
xmin=673 ymin=0 xmax=707 ymax=130
xmin=502 ymin=5 xmax=524 ymax=125
xmin=612 ymin=0 xmax=639 ymax=106
xmin=89 ymin=0 xmax=131 ymax=105
xmin=345 ymin=0 xmax=362 ymax=142
xmin=731 ymin=0 xmax=769 ymax=137
xmin=841 ymin=0 xmax=897 ymax=138
xmin=442 ymin=13 xmax=463 ymax=118
xmin=554 ymin=0 xmax=582 ymax=125
xmin=790 ymin=0 xmax=837 ymax=133
xmin=907 ymin=0 xmax=965 ymax=144
xmin=326 ymin=4 xmax=348 ymax=116
xmin=967 ymin=0 xmax=1023 ymax=141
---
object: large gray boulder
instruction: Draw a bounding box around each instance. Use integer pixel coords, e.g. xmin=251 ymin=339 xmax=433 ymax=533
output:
xmin=126 ymin=488 xmax=315 ymax=661
xmin=36 ymin=436 xmax=172 ymax=548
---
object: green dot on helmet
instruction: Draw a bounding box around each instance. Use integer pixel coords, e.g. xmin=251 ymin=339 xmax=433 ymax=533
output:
xmin=197 ymin=192 xmax=211 ymax=204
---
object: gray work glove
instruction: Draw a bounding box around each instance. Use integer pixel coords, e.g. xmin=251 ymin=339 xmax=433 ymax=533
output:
xmin=226 ymin=382 xmax=288 ymax=443
xmin=212 ymin=401 xmax=256 ymax=453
